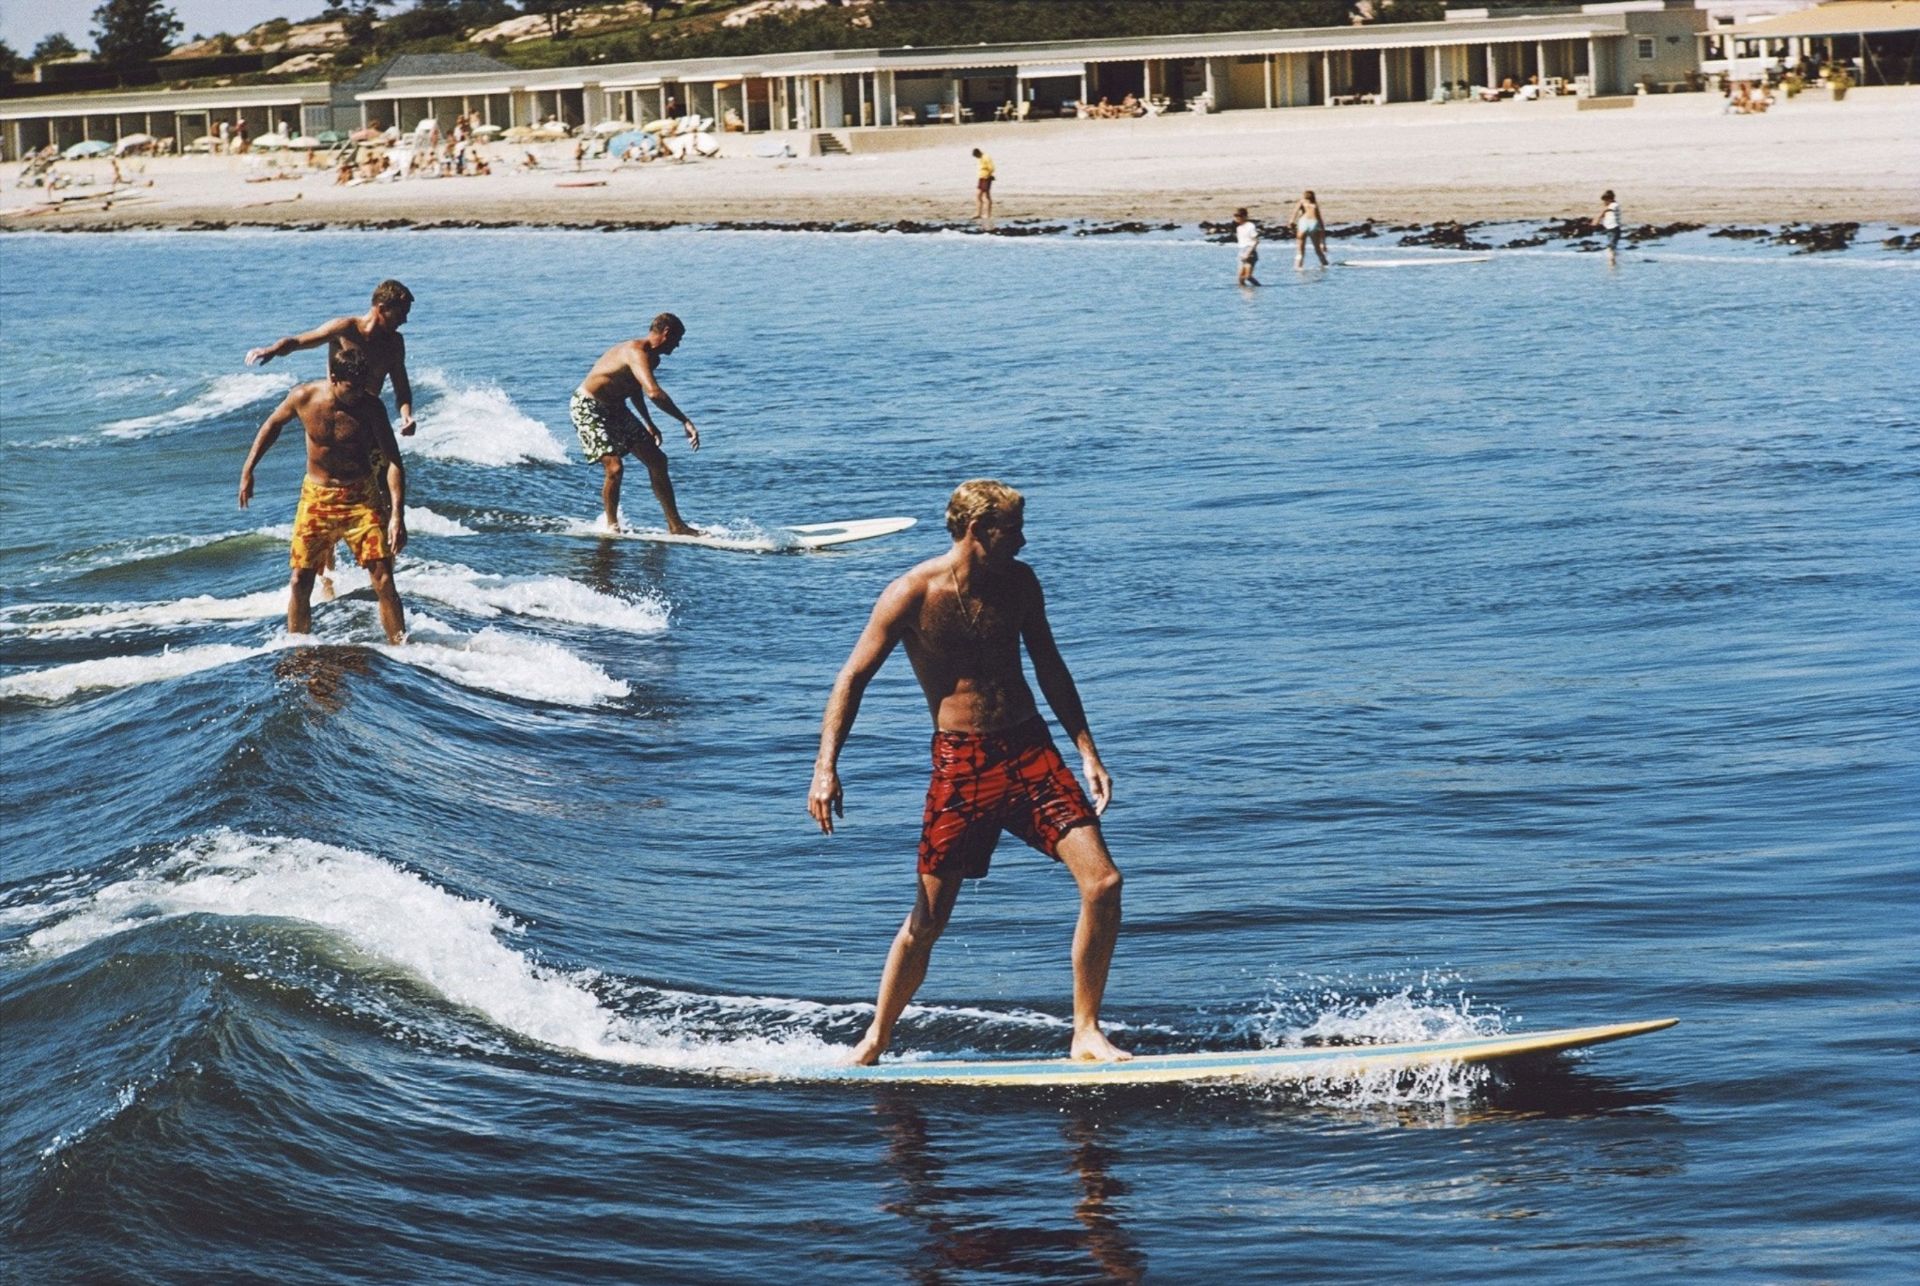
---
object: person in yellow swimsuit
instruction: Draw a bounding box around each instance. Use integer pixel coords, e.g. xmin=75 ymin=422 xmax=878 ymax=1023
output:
xmin=972 ymin=147 xmax=995 ymax=229
xmin=239 ymin=348 xmax=410 ymax=644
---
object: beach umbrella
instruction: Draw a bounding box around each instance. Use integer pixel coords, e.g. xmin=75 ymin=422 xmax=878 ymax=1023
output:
xmin=606 ymin=130 xmax=657 ymax=160
xmin=64 ymin=139 xmax=113 ymax=158
xmin=317 ymin=130 xmax=349 ymax=146
xmin=287 ymin=136 xmax=320 ymax=150
xmin=252 ymin=133 xmax=287 ymax=150
xmin=113 ymin=133 xmax=154 ymax=154
xmin=592 ymin=119 xmax=633 ymax=135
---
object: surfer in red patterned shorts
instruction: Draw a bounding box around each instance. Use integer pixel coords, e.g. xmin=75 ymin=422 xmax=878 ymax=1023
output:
xmin=810 ymin=479 xmax=1129 ymax=1065
xmin=238 ymin=348 xmax=409 ymax=644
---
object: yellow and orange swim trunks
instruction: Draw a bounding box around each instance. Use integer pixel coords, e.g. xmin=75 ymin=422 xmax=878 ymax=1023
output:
xmin=289 ymin=476 xmax=391 ymax=570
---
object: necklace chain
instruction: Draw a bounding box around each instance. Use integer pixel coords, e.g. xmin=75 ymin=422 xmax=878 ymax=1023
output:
xmin=950 ymin=564 xmax=983 ymax=635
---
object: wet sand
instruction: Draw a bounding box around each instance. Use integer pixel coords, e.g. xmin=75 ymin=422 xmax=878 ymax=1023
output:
xmin=6 ymin=87 xmax=1916 ymax=231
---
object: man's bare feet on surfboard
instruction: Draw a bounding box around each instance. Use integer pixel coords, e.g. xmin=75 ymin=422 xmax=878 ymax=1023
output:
xmin=1071 ymin=1028 xmax=1132 ymax=1062
xmin=848 ymin=1032 xmax=887 ymax=1066
xmin=667 ymin=522 xmax=698 ymax=537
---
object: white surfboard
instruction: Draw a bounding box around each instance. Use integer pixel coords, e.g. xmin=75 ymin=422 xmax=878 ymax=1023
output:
xmin=801 ymin=1018 xmax=1675 ymax=1087
xmin=1343 ymin=255 xmax=1492 ymax=268
xmin=575 ymin=516 xmax=916 ymax=552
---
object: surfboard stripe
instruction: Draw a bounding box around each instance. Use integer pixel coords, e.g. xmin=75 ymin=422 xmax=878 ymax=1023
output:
xmin=805 ymin=1019 xmax=1676 ymax=1086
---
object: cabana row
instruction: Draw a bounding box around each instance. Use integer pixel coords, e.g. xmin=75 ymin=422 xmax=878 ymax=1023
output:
xmin=1 ymin=83 xmax=334 ymax=157
xmin=352 ymin=3 xmax=1707 ymax=140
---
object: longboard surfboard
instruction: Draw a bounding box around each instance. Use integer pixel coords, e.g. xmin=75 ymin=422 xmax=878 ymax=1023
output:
xmin=805 ymin=1018 xmax=1675 ymax=1087
xmin=575 ymin=515 xmax=916 ymax=552
xmin=1343 ymin=256 xmax=1492 ymax=267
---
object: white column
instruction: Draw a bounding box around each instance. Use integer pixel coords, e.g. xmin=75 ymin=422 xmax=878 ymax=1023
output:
xmin=1587 ymin=38 xmax=1600 ymax=93
xmin=1486 ymin=46 xmax=1497 ymax=88
xmin=1380 ymin=49 xmax=1390 ymax=102
xmin=1080 ymin=72 xmax=1088 ymax=105
xmin=1322 ymin=52 xmax=1332 ymax=103
xmin=1266 ymin=54 xmax=1275 ymax=108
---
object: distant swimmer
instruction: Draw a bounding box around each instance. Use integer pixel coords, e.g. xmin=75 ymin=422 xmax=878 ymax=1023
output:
xmin=245 ymin=279 xmax=417 ymax=436
xmin=972 ymin=147 xmax=995 ymax=229
xmin=1233 ymin=206 xmax=1261 ymax=286
xmin=809 ymin=479 xmax=1129 ymax=1066
xmin=1291 ymin=189 xmax=1330 ymax=269
xmin=572 ymin=312 xmax=701 ymax=534
xmin=239 ymin=348 xmax=409 ymax=644
xmin=1595 ymin=189 xmax=1622 ymax=266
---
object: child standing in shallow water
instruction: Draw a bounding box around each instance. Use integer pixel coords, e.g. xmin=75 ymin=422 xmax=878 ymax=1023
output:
xmin=1233 ymin=207 xmax=1261 ymax=286
xmin=1292 ymin=190 xmax=1329 ymax=268
xmin=1595 ymin=189 xmax=1622 ymax=266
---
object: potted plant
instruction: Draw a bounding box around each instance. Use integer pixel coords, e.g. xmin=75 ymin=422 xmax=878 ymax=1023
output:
xmin=1829 ymin=68 xmax=1853 ymax=100
xmin=1782 ymin=71 xmax=1805 ymax=97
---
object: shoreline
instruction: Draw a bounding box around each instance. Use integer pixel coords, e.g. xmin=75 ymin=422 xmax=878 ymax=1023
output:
xmin=6 ymin=87 xmax=1917 ymax=233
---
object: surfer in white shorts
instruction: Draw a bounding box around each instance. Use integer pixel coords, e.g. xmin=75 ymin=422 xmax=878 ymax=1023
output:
xmin=571 ymin=313 xmax=700 ymax=534
xmin=1292 ymin=190 xmax=1330 ymax=268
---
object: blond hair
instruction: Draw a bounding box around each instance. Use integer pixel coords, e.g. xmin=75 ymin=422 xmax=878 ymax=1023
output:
xmin=946 ymin=479 xmax=1024 ymax=539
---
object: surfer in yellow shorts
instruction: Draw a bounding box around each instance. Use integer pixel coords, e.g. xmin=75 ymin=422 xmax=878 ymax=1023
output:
xmin=238 ymin=348 xmax=410 ymax=643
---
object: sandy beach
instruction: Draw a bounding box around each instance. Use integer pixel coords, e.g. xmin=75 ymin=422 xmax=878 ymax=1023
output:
xmin=5 ymin=86 xmax=1917 ymax=231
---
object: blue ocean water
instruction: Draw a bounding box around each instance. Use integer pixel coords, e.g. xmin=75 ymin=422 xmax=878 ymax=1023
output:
xmin=1 ymin=226 xmax=1916 ymax=1281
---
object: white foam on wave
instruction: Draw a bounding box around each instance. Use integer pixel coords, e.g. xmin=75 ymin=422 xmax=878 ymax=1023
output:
xmin=21 ymin=831 xmax=845 ymax=1073
xmin=402 ymin=561 xmax=668 ymax=632
xmin=101 ymin=372 xmax=292 ymax=438
xmin=0 ymin=640 xmax=288 ymax=702
xmin=3 ymin=557 xmax=654 ymax=642
xmin=404 ymin=505 xmax=477 ymax=537
xmin=0 ymin=612 xmax=625 ymax=708
xmin=1239 ymin=976 xmax=1509 ymax=1105
xmin=395 ymin=614 xmax=628 ymax=707
xmin=411 ymin=368 xmax=567 ymax=466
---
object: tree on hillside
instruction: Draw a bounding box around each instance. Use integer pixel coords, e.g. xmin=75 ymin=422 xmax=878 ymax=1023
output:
xmin=0 ymin=38 xmax=23 ymax=76
xmin=92 ymin=0 xmax=183 ymax=73
xmin=521 ymin=1 xmax=581 ymax=39
xmin=32 ymin=33 xmax=82 ymax=62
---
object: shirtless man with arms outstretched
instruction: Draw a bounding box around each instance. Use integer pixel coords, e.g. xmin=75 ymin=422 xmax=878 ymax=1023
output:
xmin=239 ymin=348 xmax=409 ymax=644
xmin=809 ymin=479 xmax=1129 ymax=1066
xmin=245 ymin=278 xmax=417 ymax=435
xmin=571 ymin=312 xmax=700 ymax=534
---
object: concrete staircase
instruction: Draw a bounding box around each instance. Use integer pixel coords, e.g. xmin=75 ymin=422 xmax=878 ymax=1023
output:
xmin=814 ymin=131 xmax=849 ymax=155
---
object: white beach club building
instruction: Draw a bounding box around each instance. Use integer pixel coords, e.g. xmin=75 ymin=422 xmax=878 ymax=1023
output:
xmin=349 ymin=3 xmax=1706 ymax=139
xmin=0 ymin=82 xmax=334 ymax=157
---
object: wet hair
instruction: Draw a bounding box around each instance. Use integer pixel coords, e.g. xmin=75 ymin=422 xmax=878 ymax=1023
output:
xmin=650 ymin=312 xmax=685 ymax=341
xmin=1234 ymin=206 xmax=1249 ymax=219
xmin=371 ymin=279 xmax=413 ymax=310
xmin=1303 ymin=190 xmax=1317 ymax=201
xmin=946 ymin=479 xmax=1024 ymax=540
xmin=329 ymin=347 xmax=371 ymax=390
xmin=1601 ymin=189 xmax=1616 ymax=201
xmin=971 ymin=148 xmax=983 ymax=157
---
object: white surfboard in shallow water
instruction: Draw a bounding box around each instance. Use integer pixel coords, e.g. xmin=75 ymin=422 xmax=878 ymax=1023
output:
xmin=797 ymin=1018 xmax=1676 ymax=1087
xmin=1342 ymin=256 xmax=1492 ymax=268
xmin=571 ymin=516 xmax=917 ymax=552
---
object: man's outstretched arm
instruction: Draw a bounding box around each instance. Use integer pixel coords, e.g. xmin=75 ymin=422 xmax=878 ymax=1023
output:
xmin=372 ymin=405 xmax=408 ymax=555
xmin=627 ymin=349 xmax=698 ymax=450
xmin=809 ymin=578 xmax=914 ymax=834
xmin=390 ymin=333 xmax=415 ymax=435
xmin=238 ymin=392 xmax=301 ymax=509
xmin=1021 ymin=573 xmax=1111 ymax=813
xmin=246 ymin=316 xmax=351 ymax=366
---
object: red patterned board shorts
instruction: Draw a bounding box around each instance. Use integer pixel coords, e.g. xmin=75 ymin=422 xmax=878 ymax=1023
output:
xmin=289 ymin=476 xmax=390 ymax=571
xmin=918 ymin=716 xmax=1097 ymax=880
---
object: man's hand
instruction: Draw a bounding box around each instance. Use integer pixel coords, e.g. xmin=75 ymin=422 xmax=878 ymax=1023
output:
xmin=238 ymin=470 xmax=254 ymax=509
xmin=388 ymin=513 xmax=408 ymax=557
xmin=808 ymin=764 xmax=844 ymax=835
xmin=683 ymin=420 xmax=700 ymax=452
xmin=245 ymin=346 xmax=274 ymax=366
xmin=1081 ymin=751 xmax=1112 ymax=815
xmin=396 ymin=412 xmax=417 ymax=437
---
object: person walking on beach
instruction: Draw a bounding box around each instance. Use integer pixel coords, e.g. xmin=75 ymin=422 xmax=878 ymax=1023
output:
xmin=809 ymin=479 xmax=1129 ymax=1066
xmin=972 ymin=147 xmax=995 ymax=228
xmin=1292 ymin=190 xmax=1329 ymax=268
xmin=1594 ymin=189 xmax=1622 ymax=266
xmin=246 ymin=279 xmax=418 ymax=436
xmin=1233 ymin=206 xmax=1261 ymax=286
xmin=238 ymin=348 xmax=409 ymax=644
xmin=572 ymin=313 xmax=701 ymax=534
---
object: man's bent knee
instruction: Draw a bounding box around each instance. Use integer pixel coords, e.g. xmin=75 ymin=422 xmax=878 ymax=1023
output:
xmin=365 ymin=559 xmax=395 ymax=588
xmin=602 ymin=454 xmax=624 ymax=478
